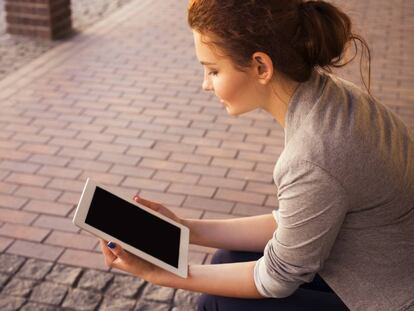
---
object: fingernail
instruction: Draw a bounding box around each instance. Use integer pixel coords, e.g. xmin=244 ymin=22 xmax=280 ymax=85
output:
xmin=107 ymin=241 xmax=116 ymax=249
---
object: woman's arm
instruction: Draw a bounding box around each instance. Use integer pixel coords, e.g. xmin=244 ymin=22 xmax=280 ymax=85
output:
xmin=183 ymin=214 xmax=277 ymax=252
xmin=155 ymin=261 xmax=262 ymax=298
xmin=134 ymin=196 xmax=277 ymax=252
xmin=103 ymin=240 xmax=263 ymax=298
xmin=101 ymin=197 xmax=277 ymax=297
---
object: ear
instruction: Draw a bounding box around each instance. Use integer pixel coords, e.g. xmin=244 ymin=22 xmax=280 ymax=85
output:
xmin=251 ymin=52 xmax=274 ymax=85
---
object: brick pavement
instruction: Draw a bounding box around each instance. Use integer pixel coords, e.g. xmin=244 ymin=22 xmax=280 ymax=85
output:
xmin=0 ymin=0 xmax=413 ymax=310
xmin=0 ymin=0 xmax=134 ymax=80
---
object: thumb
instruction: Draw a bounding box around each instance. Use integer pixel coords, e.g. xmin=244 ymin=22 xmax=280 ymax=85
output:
xmin=133 ymin=195 xmax=161 ymax=212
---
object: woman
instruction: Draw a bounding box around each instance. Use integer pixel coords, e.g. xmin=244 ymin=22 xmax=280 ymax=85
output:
xmin=100 ymin=0 xmax=414 ymax=310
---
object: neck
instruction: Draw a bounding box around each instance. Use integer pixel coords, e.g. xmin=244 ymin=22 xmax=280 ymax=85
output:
xmin=263 ymin=77 xmax=299 ymax=128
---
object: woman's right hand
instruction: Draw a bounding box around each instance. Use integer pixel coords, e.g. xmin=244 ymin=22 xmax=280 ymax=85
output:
xmin=133 ymin=194 xmax=183 ymax=225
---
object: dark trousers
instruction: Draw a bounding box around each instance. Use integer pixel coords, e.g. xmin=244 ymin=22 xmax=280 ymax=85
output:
xmin=197 ymin=250 xmax=350 ymax=311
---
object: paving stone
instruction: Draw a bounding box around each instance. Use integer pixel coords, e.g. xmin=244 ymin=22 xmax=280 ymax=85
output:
xmin=0 ymin=0 xmax=135 ymax=81
xmin=142 ymin=284 xmax=175 ymax=304
xmin=173 ymin=289 xmax=201 ymax=309
xmin=0 ymin=253 xmax=25 ymax=274
xmin=58 ymin=249 xmax=108 ymax=270
xmin=105 ymin=274 xmax=146 ymax=298
xmin=134 ymin=301 xmax=171 ymax=311
xmin=72 ymin=0 xmax=136 ymax=32
xmin=1 ymin=277 xmax=37 ymax=298
xmin=16 ymin=258 xmax=53 ymax=280
xmin=0 ymin=295 xmax=26 ymax=311
xmin=62 ymin=288 xmax=102 ymax=311
xmin=171 ymin=306 xmax=195 ymax=311
xmin=20 ymin=302 xmax=60 ymax=311
xmin=0 ymin=273 xmax=10 ymax=287
xmin=7 ymin=240 xmax=64 ymax=262
xmin=99 ymin=296 xmax=137 ymax=311
xmin=29 ymin=281 xmax=68 ymax=305
xmin=45 ymin=264 xmax=83 ymax=285
xmin=0 ymin=237 xmax=13 ymax=252
xmin=78 ymin=269 xmax=114 ymax=291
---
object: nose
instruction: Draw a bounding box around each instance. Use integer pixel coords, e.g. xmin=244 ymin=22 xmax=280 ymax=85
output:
xmin=202 ymin=76 xmax=213 ymax=92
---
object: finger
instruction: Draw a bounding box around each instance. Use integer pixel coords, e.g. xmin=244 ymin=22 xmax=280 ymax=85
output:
xmin=133 ymin=195 xmax=161 ymax=211
xmin=100 ymin=239 xmax=116 ymax=267
xmin=106 ymin=241 xmax=130 ymax=263
xmin=100 ymin=239 xmax=116 ymax=259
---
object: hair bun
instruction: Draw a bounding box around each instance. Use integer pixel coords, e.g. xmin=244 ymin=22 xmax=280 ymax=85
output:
xmin=298 ymin=0 xmax=352 ymax=68
xmin=298 ymin=0 xmax=324 ymax=10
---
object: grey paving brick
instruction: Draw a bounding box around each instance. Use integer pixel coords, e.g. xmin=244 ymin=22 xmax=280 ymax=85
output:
xmin=29 ymin=281 xmax=68 ymax=305
xmin=0 ymin=254 xmax=25 ymax=274
xmin=78 ymin=269 xmax=114 ymax=292
xmin=1 ymin=277 xmax=37 ymax=298
xmin=62 ymin=288 xmax=102 ymax=311
xmin=134 ymin=301 xmax=171 ymax=311
xmin=0 ymin=295 xmax=26 ymax=311
xmin=16 ymin=258 xmax=53 ymax=280
xmin=0 ymin=273 xmax=10 ymax=287
xmin=45 ymin=264 xmax=82 ymax=286
xmin=171 ymin=306 xmax=195 ymax=311
xmin=142 ymin=284 xmax=175 ymax=304
xmin=105 ymin=274 xmax=146 ymax=298
xmin=173 ymin=289 xmax=201 ymax=309
xmin=20 ymin=302 xmax=61 ymax=311
xmin=99 ymin=296 xmax=137 ymax=311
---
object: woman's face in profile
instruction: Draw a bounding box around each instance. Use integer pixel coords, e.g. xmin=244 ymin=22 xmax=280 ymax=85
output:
xmin=192 ymin=30 xmax=264 ymax=116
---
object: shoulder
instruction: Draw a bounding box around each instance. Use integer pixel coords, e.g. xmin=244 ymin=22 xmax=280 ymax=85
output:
xmin=274 ymin=159 xmax=347 ymax=195
xmin=278 ymin=72 xmax=378 ymax=180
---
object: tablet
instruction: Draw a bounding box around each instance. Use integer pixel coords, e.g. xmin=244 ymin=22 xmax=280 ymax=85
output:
xmin=73 ymin=178 xmax=189 ymax=278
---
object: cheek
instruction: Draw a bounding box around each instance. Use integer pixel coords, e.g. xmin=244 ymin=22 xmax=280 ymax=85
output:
xmin=215 ymin=73 xmax=251 ymax=102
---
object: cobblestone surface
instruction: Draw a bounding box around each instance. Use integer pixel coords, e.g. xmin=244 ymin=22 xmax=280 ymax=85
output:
xmin=0 ymin=253 xmax=199 ymax=310
xmin=30 ymin=282 xmax=68 ymax=305
xmin=0 ymin=254 xmax=25 ymax=274
xmin=105 ymin=275 xmax=145 ymax=298
xmin=16 ymin=258 xmax=53 ymax=280
xmin=99 ymin=296 xmax=136 ymax=311
xmin=2 ymin=277 xmax=36 ymax=298
xmin=0 ymin=0 xmax=412 ymax=310
xmin=142 ymin=284 xmax=176 ymax=304
xmin=62 ymin=288 xmax=103 ymax=310
xmin=45 ymin=264 xmax=83 ymax=285
xmin=0 ymin=0 xmax=134 ymax=81
xmin=77 ymin=270 xmax=113 ymax=292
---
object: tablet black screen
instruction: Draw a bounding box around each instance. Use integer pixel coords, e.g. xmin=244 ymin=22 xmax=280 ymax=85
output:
xmin=85 ymin=187 xmax=180 ymax=268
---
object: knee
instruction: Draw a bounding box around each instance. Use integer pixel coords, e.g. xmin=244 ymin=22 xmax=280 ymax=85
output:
xmin=210 ymin=249 xmax=234 ymax=264
xmin=210 ymin=249 xmax=262 ymax=264
xmin=197 ymin=294 xmax=216 ymax=311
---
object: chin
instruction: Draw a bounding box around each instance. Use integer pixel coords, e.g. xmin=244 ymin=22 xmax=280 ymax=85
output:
xmin=226 ymin=105 xmax=254 ymax=117
xmin=225 ymin=106 xmax=240 ymax=116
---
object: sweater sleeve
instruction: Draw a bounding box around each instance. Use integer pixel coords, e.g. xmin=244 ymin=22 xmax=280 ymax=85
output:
xmin=254 ymin=160 xmax=349 ymax=298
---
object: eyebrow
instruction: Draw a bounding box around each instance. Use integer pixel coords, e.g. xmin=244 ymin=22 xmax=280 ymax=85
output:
xmin=200 ymin=61 xmax=217 ymax=65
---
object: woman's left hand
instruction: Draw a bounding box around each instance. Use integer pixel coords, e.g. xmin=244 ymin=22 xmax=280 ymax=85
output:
xmin=99 ymin=239 xmax=159 ymax=282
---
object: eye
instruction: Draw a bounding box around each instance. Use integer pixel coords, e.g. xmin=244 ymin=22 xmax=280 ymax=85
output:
xmin=208 ymin=71 xmax=218 ymax=76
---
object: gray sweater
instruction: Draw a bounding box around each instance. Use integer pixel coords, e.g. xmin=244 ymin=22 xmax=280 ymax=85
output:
xmin=253 ymin=70 xmax=414 ymax=311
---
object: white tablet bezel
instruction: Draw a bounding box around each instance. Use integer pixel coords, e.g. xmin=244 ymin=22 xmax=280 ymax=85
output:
xmin=73 ymin=178 xmax=189 ymax=278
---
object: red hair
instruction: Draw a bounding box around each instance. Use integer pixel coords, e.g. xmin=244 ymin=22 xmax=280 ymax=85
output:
xmin=188 ymin=0 xmax=371 ymax=90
